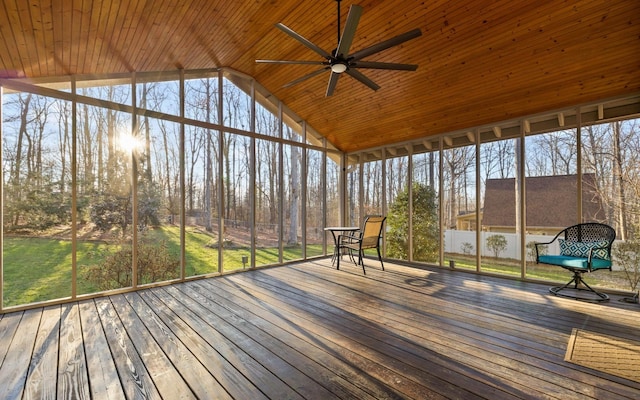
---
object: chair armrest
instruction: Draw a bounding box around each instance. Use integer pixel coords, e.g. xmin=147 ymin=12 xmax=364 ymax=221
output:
xmin=586 ymin=244 xmax=611 ymax=269
xmin=534 ymin=240 xmax=554 ymax=262
xmin=338 ymin=234 xmax=360 ymax=244
xmin=534 ymin=229 xmax=566 ymax=262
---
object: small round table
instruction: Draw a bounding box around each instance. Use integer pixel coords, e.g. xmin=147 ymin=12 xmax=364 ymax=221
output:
xmin=324 ymin=226 xmax=359 ymax=266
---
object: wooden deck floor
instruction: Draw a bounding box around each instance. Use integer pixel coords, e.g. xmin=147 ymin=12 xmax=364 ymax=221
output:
xmin=1 ymin=259 xmax=639 ymax=399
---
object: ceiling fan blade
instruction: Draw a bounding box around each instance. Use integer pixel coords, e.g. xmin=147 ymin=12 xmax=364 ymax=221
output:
xmin=325 ymin=72 xmax=341 ymax=96
xmin=335 ymin=5 xmax=363 ymax=58
xmin=349 ymin=28 xmax=422 ymax=61
xmin=256 ymin=59 xmax=326 ymax=65
xmin=282 ymin=67 xmax=329 ymax=88
xmin=351 ymin=61 xmax=418 ymax=71
xmin=346 ymin=69 xmax=381 ymax=91
xmin=275 ymin=23 xmax=331 ymax=59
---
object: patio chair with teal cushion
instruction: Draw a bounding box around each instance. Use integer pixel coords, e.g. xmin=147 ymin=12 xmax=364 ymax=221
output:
xmin=535 ymin=222 xmax=616 ymax=302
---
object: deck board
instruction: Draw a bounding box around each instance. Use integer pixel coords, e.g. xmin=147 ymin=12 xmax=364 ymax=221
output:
xmin=0 ymin=309 xmax=40 ymax=400
xmin=25 ymin=305 xmax=60 ymax=400
xmin=167 ymin=283 xmax=333 ymax=399
xmin=234 ymin=272 xmax=525 ymax=396
xmin=274 ymin=267 xmax=610 ymax=397
xmin=95 ymin=297 xmax=162 ymax=399
xmin=58 ymin=303 xmax=90 ymax=399
xmin=1 ymin=260 xmax=639 ymax=399
xmin=225 ymin=266 xmax=557 ymax=398
xmin=159 ymin=284 xmax=306 ymax=400
xmin=78 ymin=300 xmax=123 ymax=399
xmin=127 ymin=290 xmax=237 ymax=399
xmin=212 ymin=271 xmax=482 ymax=399
xmin=137 ymin=289 xmax=270 ymax=400
xmin=186 ymin=279 xmax=410 ymax=400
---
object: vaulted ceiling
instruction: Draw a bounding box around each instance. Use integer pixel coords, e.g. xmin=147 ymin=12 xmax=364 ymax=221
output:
xmin=1 ymin=0 xmax=639 ymax=152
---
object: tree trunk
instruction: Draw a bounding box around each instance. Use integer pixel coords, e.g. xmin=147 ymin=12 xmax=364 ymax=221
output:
xmin=12 ymin=94 xmax=32 ymax=225
xmin=288 ymin=145 xmax=300 ymax=244
xmin=161 ymin=123 xmax=175 ymax=218
xmin=58 ymin=101 xmax=70 ymax=194
xmin=269 ymin=142 xmax=277 ymax=226
xmin=613 ymin=121 xmax=627 ymax=240
xmin=83 ymin=102 xmax=94 ymax=193
xmin=141 ymin=84 xmax=153 ymax=183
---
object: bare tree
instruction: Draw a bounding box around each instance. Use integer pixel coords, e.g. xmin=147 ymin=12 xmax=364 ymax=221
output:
xmin=158 ymin=121 xmax=180 ymax=220
xmin=287 ymin=130 xmax=301 ymax=245
xmin=612 ymin=121 xmax=627 ymax=239
xmin=7 ymin=94 xmax=35 ymax=226
xmin=185 ymin=77 xmax=219 ymax=230
xmin=443 ymin=146 xmax=474 ymax=228
xmin=56 ymin=100 xmax=72 ymax=194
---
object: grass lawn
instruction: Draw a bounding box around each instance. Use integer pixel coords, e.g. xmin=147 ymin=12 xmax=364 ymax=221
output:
xmin=2 ymin=225 xmax=323 ymax=307
xmin=446 ymin=254 xmax=635 ymax=291
xmin=4 ymin=231 xmax=634 ymax=308
xmin=2 ymin=237 xmax=109 ymax=306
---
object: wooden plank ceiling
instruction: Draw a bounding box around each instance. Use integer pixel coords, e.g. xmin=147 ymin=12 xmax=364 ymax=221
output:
xmin=0 ymin=0 xmax=639 ymax=153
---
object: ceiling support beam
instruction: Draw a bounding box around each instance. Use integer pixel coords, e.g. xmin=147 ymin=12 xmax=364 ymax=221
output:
xmin=466 ymin=131 xmax=475 ymax=143
xmin=598 ymin=104 xmax=604 ymax=119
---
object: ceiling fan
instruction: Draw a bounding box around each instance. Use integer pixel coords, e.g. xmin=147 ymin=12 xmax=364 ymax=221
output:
xmin=256 ymin=0 xmax=422 ymax=97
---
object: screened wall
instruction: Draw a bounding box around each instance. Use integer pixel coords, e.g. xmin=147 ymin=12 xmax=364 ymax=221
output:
xmin=347 ymin=96 xmax=640 ymax=296
xmin=1 ymin=69 xmax=340 ymax=310
xmin=2 ymin=68 xmax=639 ymax=311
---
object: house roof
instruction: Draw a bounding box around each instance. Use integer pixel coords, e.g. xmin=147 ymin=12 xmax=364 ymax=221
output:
xmin=0 ymin=1 xmax=639 ymax=153
xmin=482 ymin=174 xmax=605 ymax=229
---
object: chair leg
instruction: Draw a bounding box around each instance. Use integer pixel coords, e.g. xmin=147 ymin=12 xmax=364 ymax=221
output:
xmin=549 ymin=271 xmax=609 ymax=302
xmin=377 ymin=247 xmax=384 ymax=271
xmin=359 ymin=250 xmax=366 ymax=274
xmin=347 ymin=247 xmax=356 ymax=264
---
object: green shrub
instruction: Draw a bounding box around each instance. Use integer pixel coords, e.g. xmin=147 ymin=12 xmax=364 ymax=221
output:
xmin=614 ymin=239 xmax=640 ymax=292
xmin=486 ymin=234 xmax=507 ymax=258
xmin=387 ymin=183 xmax=439 ymax=261
xmin=5 ymin=187 xmax=72 ymax=231
xmin=461 ymin=242 xmax=474 ymax=255
xmin=84 ymin=237 xmax=179 ymax=290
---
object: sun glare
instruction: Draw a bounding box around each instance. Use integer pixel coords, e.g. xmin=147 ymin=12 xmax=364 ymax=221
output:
xmin=117 ymin=131 xmax=144 ymax=154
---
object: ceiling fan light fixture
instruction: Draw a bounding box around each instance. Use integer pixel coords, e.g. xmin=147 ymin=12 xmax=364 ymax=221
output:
xmin=331 ymin=62 xmax=348 ymax=73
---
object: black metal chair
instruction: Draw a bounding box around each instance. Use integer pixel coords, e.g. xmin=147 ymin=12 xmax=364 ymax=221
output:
xmin=337 ymin=215 xmax=386 ymax=274
xmin=535 ymin=222 xmax=616 ymax=302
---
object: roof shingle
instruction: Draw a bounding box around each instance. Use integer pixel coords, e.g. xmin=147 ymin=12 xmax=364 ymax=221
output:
xmin=482 ymin=174 xmax=605 ymax=229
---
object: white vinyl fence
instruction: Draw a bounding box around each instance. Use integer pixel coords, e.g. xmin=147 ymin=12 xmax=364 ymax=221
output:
xmin=444 ymin=230 xmax=623 ymax=270
xmin=445 ymin=230 xmax=547 ymax=259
